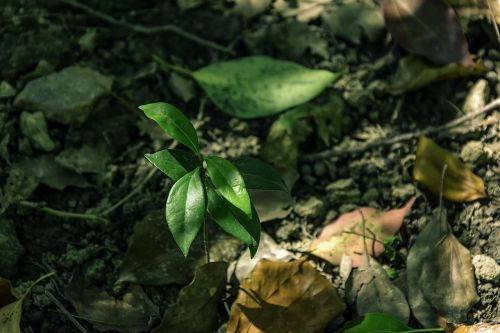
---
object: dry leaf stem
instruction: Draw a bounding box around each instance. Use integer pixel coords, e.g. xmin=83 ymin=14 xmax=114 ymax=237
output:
xmin=302 ymin=97 xmax=500 ymax=161
xmin=59 ymin=0 xmax=235 ymax=54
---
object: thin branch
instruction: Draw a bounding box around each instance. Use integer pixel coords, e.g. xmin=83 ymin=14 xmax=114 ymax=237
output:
xmin=19 ymin=201 xmax=108 ymax=223
xmin=302 ymin=97 xmax=500 ymax=162
xmin=46 ymin=291 xmax=89 ymax=333
xmin=59 ymin=0 xmax=235 ymax=54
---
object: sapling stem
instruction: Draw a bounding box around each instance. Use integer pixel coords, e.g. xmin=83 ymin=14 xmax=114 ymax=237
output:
xmin=203 ymin=215 xmax=210 ymax=263
xmin=153 ymin=54 xmax=193 ymax=77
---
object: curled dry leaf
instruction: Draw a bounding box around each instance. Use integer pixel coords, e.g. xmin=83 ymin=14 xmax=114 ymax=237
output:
xmin=65 ymin=270 xmax=159 ymax=333
xmin=227 ymin=260 xmax=345 ymax=333
xmin=407 ymin=210 xmax=479 ymax=327
xmin=383 ymin=0 xmax=472 ymax=65
xmin=117 ymin=210 xmax=205 ymax=286
xmin=453 ymin=323 xmax=500 ymax=333
xmin=310 ymin=197 xmax=415 ymax=267
xmin=152 ymin=262 xmax=228 ymax=333
xmin=386 ymin=55 xmax=487 ymax=95
xmin=347 ymin=256 xmax=410 ymax=323
xmin=413 ymin=136 xmax=487 ymax=202
xmin=0 ymin=278 xmax=21 ymax=333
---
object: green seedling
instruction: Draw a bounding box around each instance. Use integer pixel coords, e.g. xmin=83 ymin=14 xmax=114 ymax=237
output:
xmin=140 ymin=102 xmax=288 ymax=258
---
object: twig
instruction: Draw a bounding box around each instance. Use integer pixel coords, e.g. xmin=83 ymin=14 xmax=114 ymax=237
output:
xmin=46 ymin=291 xmax=89 ymax=333
xmin=302 ymin=97 xmax=500 ymax=162
xmin=19 ymin=201 xmax=108 ymax=223
xmin=59 ymin=0 xmax=235 ymax=54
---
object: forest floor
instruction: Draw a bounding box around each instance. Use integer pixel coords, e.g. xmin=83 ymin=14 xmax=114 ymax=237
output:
xmin=0 ymin=0 xmax=499 ymax=332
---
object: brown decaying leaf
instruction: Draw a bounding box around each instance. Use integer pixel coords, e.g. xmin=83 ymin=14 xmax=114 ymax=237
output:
xmin=387 ymin=55 xmax=487 ymax=95
xmin=152 ymin=262 xmax=228 ymax=333
xmin=117 ymin=210 xmax=205 ymax=286
xmin=347 ymin=256 xmax=410 ymax=323
xmin=227 ymin=260 xmax=345 ymax=333
xmin=383 ymin=0 xmax=473 ymax=66
xmin=310 ymin=197 xmax=415 ymax=267
xmin=413 ymin=136 xmax=487 ymax=202
xmin=0 ymin=278 xmax=21 ymax=333
xmin=453 ymin=323 xmax=500 ymax=333
xmin=65 ymin=271 xmax=159 ymax=333
xmin=407 ymin=210 xmax=479 ymax=327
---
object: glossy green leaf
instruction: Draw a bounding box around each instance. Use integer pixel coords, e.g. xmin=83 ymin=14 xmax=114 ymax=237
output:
xmin=232 ymin=157 xmax=288 ymax=193
xmin=139 ymin=102 xmax=200 ymax=155
xmin=207 ymin=187 xmax=260 ymax=257
xmin=166 ymin=167 xmax=205 ymax=256
xmin=145 ymin=149 xmax=200 ymax=181
xmin=205 ymin=156 xmax=252 ymax=219
xmin=192 ymin=56 xmax=339 ymax=118
xmin=344 ymin=313 xmax=412 ymax=333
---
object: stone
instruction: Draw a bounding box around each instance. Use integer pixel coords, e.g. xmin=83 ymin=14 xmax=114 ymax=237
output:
xmin=294 ymin=196 xmax=325 ymax=219
xmin=20 ymin=111 xmax=55 ymax=152
xmin=472 ymin=254 xmax=500 ymax=282
xmin=460 ymin=141 xmax=486 ymax=165
xmin=0 ymin=219 xmax=24 ymax=278
xmin=14 ymin=66 xmax=112 ymax=125
xmin=326 ymin=178 xmax=361 ymax=205
xmin=0 ymin=81 xmax=16 ymax=98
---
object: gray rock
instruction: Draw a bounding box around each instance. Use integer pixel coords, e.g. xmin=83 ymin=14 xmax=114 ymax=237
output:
xmin=0 ymin=81 xmax=16 ymax=98
xmin=20 ymin=111 xmax=55 ymax=152
xmin=460 ymin=141 xmax=486 ymax=165
xmin=326 ymin=178 xmax=361 ymax=205
xmin=0 ymin=219 xmax=24 ymax=278
xmin=294 ymin=196 xmax=325 ymax=219
xmin=14 ymin=66 xmax=112 ymax=125
xmin=472 ymin=254 xmax=500 ymax=282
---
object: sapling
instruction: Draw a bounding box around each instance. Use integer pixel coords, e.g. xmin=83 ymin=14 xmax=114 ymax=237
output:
xmin=140 ymin=102 xmax=288 ymax=260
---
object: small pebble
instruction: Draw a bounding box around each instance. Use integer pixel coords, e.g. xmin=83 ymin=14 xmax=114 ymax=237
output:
xmin=472 ymin=254 xmax=500 ymax=282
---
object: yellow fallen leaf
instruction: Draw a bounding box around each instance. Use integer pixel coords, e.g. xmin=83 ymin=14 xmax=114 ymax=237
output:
xmin=413 ymin=136 xmax=486 ymax=202
xmin=453 ymin=323 xmax=500 ymax=332
xmin=227 ymin=259 xmax=345 ymax=333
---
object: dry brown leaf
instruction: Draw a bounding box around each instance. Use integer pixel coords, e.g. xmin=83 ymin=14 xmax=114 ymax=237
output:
xmin=310 ymin=197 xmax=415 ymax=267
xmin=413 ymin=136 xmax=487 ymax=202
xmin=0 ymin=278 xmax=21 ymax=333
xmin=407 ymin=210 xmax=479 ymax=327
xmin=347 ymin=256 xmax=410 ymax=323
xmin=227 ymin=259 xmax=345 ymax=333
xmin=65 ymin=270 xmax=159 ymax=333
xmin=448 ymin=0 xmax=500 ymax=25
xmin=152 ymin=262 xmax=228 ymax=333
xmin=453 ymin=323 xmax=500 ymax=333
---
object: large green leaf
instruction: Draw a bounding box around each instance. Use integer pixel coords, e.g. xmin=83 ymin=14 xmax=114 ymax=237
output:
xmin=145 ymin=148 xmax=200 ymax=181
xmin=205 ymin=156 xmax=252 ymax=219
xmin=166 ymin=167 xmax=205 ymax=256
xmin=192 ymin=56 xmax=340 ymax=118
xmin=139 ymin=102 xmax=200 ymax=155
xmin=344 ymin=313 xmax=415 ymax=333
xmin=206 ymin=187 xmax=260 ymax=257
xmin=233 ymin=157 xmax=288 ymax=193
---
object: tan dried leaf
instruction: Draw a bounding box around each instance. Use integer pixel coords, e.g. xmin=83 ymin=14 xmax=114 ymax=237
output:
xmin=310 ymin=197 xmax=415 ymax=267
xmin=413 ymin=136 xmax=487 ymax=202
xmin=407 ymin=210 xmax=479 ymax=327
xmin=227 ymin=260 xmax=345 ymax=333
xmin=453 ymin=323 xmax=500 ymax=333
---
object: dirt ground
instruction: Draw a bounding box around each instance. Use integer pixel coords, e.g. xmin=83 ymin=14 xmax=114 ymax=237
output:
xmin=0 ymin=0 xmax=498 ymax=332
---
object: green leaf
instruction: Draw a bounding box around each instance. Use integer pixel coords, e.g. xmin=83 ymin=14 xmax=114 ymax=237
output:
xmin=205 ymin=156 xmax=252 ymax=219
xmin=192 ymin=56 xmax=340 ymax=118
xmin=232 ymin=157 xmax=288 ymax=193
xmin=344 ymin=313 xmax=411 ymax=333
xmin=166 ymin=167 xmax=205 ymax=256
xmin=139 ymin=102 xmax=200 ymax=155
xmin=145 ymin=148 xmax=200 ymax=181
xmin=206 ymin=187 xmax=260 ymax=257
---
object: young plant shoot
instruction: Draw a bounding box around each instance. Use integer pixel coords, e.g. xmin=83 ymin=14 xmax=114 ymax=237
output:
xmin=140 ymin=102 xmax=288 ymax=259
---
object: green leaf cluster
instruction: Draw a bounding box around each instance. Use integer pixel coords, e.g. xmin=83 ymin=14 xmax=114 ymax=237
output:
xmin=140 ymin=102 xmax=288 ymax=257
